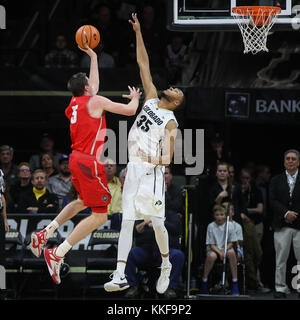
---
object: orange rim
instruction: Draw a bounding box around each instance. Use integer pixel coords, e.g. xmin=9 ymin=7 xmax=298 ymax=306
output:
xmin=232 ymin=6 xmax=282 ymax=17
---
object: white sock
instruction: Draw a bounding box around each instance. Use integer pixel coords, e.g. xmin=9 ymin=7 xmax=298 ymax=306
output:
xmin=55 ymin=240 xmax=72 ymax=257
xmin=116 ymin=261 xmax=126 ymax=277
xmin=0 ymin=265 xmax=6 ymax=290
xmin=45 ymin=220 xmax=59 ymax=239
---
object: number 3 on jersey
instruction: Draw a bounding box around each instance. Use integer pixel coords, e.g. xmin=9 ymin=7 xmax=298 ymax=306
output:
xmin=71 ymin=105 xmax=78 ymax=124
xmin=136 ymin=115 xmax=153 ymax=132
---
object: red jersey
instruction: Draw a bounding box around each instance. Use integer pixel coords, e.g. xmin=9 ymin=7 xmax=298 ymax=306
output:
xmin=65 ymin=96 xmax=107 ymax=158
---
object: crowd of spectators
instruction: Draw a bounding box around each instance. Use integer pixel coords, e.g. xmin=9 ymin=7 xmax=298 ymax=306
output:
xmin=0 ymin=1 xmax=191 ymax=86
xmin=1 ymin=127 xmax=281 ymax=296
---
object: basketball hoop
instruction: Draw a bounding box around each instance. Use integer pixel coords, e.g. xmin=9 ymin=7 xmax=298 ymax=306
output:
xmin=232 ymin=6 xmax=281 ymax=54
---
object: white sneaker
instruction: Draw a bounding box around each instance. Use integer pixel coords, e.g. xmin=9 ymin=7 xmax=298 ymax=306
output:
xmin=156 ymin=262 xmax=172 ymax=294
xmin=104 ymin=270 xmax=129 ymax=292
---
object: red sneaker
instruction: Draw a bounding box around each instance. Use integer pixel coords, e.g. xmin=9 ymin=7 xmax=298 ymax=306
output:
xmin=30 ymin=229 xmax=48 ymax=258
xmin=44 ymin=248 xmax=64 ymax=285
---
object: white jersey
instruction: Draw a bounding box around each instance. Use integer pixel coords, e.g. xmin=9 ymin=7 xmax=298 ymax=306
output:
xmin=128 ymin=98 xmax=178 ymax=162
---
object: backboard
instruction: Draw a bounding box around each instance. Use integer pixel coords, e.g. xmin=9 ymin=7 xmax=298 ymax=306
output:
xmin=167 ymin=0 xmax=300 ymax=31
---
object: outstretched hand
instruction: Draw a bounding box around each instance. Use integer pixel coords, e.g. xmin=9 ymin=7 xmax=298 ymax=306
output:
xmin=122 ymin=86 xmax=141 ymax=100
xmin=128 ymin=13 xmax=140 ymax=32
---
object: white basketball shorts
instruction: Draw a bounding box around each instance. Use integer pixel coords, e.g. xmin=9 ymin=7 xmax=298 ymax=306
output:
xmin=122 ymin=161 xmax=165 ymax=220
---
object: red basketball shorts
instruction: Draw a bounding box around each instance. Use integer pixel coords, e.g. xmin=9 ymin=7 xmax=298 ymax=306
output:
xmin=69 ymin=150 xmax=111 ymax=213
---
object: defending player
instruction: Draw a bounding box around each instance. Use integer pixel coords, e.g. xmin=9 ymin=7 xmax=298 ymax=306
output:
xmin=104 ymin=13 xmax=184 ymax=294
xmin=29 ymin=45 xmax=141 ymax=284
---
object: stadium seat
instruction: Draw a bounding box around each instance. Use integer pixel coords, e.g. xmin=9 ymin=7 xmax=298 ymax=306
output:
xmin=83 ymin=229 xmax=119 ymax=298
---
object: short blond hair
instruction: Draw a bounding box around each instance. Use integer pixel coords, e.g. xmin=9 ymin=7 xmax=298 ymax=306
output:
xmin=212 ymin=204 xmax=225 ymax=214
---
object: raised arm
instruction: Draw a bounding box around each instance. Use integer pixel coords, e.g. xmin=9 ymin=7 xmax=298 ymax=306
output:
xmin=129 ymin=13 xmax=157 ymax=100
xmin=78 ymin=45 xmax=99 ymax=96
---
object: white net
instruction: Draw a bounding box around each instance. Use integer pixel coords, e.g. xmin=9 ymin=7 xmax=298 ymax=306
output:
xmin=232 ymin=6 xmax=281 ymax=55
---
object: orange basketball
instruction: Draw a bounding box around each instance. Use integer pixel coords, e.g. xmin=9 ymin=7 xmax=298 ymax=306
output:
xmin=75 ymin=25 xmax=100 ymax=49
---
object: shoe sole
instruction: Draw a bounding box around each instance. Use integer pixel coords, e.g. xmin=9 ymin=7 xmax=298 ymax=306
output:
xmin=44 ymin=249 xmax=60 ymax=285
xmin=30 ymin=233 xmax=41 ymax=258
xmin=104 ymin=283 xmax=129 ymax=292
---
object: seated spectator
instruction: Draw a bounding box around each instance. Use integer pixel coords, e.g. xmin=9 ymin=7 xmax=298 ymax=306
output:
xmin=164 ymin=34 xmax=187 ymax=84
xmin=44 ymin=34 xmax=78 ymax=68
xmin=9 ymin=162 xmax=32 ymax=213
xmin=80 ymin=41 xmax=115 ymax=69
xmin=16 ymin=169 xmax=59 ymax=214
xmin=0 ymin=145 xmax=18 ymax=189
xmin=40 ymin=152 xmax=58 ymax=179
xmin=200 ymin=204 xmax=239 ymax=295
xmin=47 ymin=154 xmax=72 ymax=210
xmin=104 ymin=159 xmax=122 ymax=230
xmin=29 ymin=133 xmax=62 ymax=171
xmin=61 ymin=183 xmax=91 ymax=214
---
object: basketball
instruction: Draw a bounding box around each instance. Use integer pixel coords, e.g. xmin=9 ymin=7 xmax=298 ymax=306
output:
xmin=75 ymin=25 xmax=100 ymax=49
